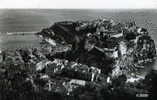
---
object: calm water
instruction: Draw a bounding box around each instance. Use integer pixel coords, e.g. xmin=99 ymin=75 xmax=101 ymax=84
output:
xmin=0 ymin=34 xmax=41 ymax=50
xmin=0 ymin=9 xmax=157 ymax=71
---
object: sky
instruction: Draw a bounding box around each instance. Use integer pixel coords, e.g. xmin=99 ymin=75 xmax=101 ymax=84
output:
xmin=0 ymin=0 xmax=157 ymax=9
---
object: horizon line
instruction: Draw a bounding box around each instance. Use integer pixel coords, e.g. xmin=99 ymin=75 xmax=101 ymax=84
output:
xmin=0 ymin=8 xmax=157 ymax=10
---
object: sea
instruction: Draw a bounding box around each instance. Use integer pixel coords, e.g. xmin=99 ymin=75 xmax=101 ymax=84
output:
xmin=0 ymin=9 xmax=157 ymax=71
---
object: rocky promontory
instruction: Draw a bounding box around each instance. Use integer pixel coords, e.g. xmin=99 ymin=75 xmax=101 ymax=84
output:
xmin=37 ymin=18 xmax=156 ymax=75
xmin=0 ymin=18 xmax=156 ymax=100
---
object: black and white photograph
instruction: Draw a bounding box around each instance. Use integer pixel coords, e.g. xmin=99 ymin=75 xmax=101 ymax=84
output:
xmin=0 ymin=0 xmax=157 ymax=100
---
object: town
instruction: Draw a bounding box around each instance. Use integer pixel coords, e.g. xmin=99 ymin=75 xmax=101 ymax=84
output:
xmin=0 ymin=18 xmax=157 ymax=100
